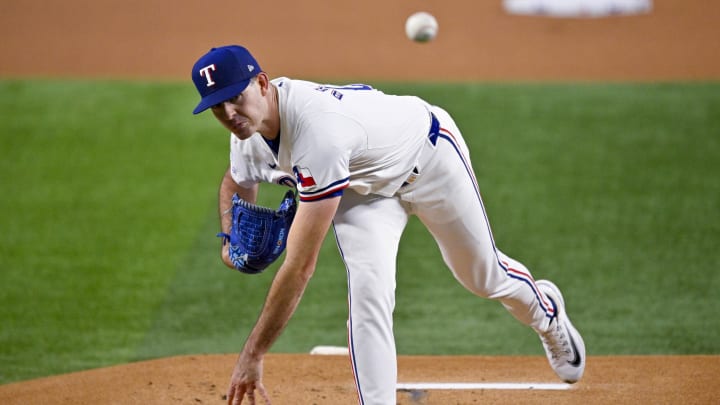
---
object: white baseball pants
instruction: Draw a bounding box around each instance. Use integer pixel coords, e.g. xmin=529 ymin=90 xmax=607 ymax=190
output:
xmin=332 ymin=106 xmax=555 ymax=405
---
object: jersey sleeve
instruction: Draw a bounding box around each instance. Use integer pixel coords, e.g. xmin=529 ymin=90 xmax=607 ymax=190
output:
xmin=229 ymin=133 xmax=296 ymax=188
xmin=291 ymin=113 xmax=360 ymax=202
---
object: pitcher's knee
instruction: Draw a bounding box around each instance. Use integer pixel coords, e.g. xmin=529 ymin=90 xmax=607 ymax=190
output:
xmin=450 ymin=260 xmax=511 ymax=298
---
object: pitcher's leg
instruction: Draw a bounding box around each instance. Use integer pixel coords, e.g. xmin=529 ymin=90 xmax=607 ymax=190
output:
xmin=491 ymin=250 xmax=556 ymax=330
xmin=419 ymin=209 xmax=555 ymax=331
xmin=333 ymin=191 xmax=409 ymax=404
xmin=405 ymin=106 xmax=584 ymax=382
xmin=407 ymin=108 xmax=554 ymax=331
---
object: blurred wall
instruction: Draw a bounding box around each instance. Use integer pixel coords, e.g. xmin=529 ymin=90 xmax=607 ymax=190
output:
xmin=0 ymin=0 xmax=717 ymax=81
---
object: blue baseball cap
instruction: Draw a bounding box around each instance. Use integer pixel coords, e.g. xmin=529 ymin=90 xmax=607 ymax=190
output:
xmin=191 ymin=45 xmax=261 ymax=114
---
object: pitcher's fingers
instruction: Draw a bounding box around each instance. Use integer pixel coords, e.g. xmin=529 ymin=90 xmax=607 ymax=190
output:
xmin=258 ymin=385 xmax=272 ymax=404
xmin=228 ymin=385 xmax=244 ymax=405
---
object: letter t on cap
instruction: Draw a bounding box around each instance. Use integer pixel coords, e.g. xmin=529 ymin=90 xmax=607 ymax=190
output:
xmin=199 ymin=64 xmax=217 ymax=86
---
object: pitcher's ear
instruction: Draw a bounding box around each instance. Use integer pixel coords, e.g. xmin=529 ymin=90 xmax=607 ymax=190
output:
xmin=257 ymin=72 xmax=271 ymax=94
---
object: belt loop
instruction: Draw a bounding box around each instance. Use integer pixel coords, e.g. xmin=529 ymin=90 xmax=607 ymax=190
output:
xmin=402 ymin=167 xmax=419 ymax=187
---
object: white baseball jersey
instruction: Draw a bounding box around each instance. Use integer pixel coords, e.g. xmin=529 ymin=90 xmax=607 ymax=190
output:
xmin=230 ymin=77 xmax=432 ymax=201
xmin=229 ymin=132 xmax=295 ymax=188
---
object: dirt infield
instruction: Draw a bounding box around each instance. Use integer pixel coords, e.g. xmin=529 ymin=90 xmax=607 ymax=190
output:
xmin=1 ymin=1 xmax=718 ymax=81
xmin=1 ymin=0 xmax=719 ymax=403
xmin=1 ymin=354 xmax=718 ymax=404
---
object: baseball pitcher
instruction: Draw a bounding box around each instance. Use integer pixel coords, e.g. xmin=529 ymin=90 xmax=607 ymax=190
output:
xmin=191 ymin=45 xmax=586 ymax=405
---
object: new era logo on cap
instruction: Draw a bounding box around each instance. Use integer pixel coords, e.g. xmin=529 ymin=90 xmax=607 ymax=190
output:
xmin=191 ymin=45 xmax=261 ymax=114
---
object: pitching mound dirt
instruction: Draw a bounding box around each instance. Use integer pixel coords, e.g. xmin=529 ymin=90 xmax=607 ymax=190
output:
xmin=1 ymin=354 xmax=718 ymax=404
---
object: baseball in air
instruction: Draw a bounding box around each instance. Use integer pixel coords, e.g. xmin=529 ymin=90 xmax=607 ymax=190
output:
xmin=405 ymin=12 xmax=438 ymax=43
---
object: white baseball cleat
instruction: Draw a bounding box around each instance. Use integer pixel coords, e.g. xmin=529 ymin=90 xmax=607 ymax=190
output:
xmin=536 ymin=280 xmax=586 ymax=383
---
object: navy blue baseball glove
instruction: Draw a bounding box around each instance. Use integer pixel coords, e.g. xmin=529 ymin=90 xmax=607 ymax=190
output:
xmin=217 ymin=190 xmax=297 ymax=274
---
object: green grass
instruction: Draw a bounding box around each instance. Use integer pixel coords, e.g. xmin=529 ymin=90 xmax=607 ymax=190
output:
xmin=0 ymin=80 xmax=718 ymax=384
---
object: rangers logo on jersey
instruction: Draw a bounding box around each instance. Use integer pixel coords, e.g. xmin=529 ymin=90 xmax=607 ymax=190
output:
xmin=293 ymin=166 xmax=316 ymax=187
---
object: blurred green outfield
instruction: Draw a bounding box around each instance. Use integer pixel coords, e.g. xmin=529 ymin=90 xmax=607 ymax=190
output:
xmin=0 ymin=80 xmax=718 ymax=384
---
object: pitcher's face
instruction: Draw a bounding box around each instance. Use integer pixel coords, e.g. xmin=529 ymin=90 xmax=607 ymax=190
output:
xmin=211 ymin=76 xmax=267 ymax=140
